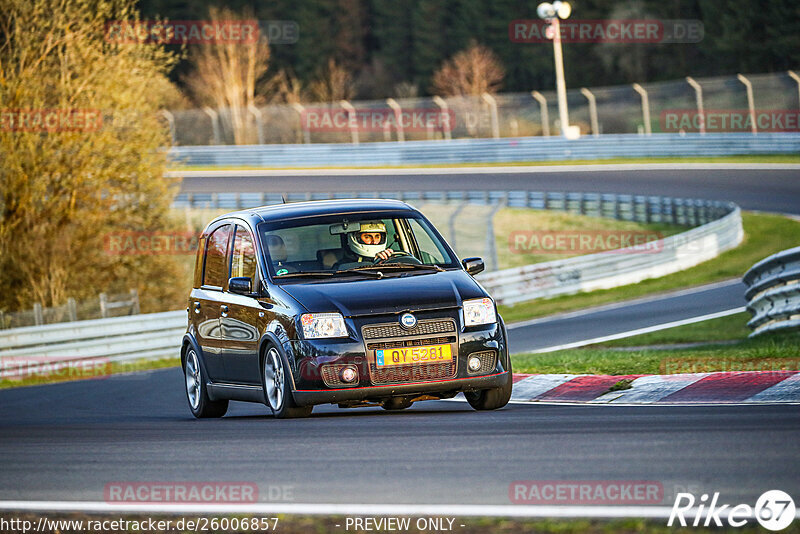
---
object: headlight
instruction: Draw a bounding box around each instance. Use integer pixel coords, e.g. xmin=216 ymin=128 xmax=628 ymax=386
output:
xmin=300 ymin=312 xmax=348 ymax=339
xmin=463 ymin=297 xmax=497 ymax=326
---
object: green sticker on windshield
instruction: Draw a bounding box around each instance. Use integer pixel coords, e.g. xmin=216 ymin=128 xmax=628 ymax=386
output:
xmin=276 ymin=268 xmax=289 ymax=276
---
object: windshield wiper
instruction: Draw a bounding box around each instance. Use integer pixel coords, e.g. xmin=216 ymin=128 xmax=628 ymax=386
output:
xmin=346 ymin=263 xmax=446 ymax=272
xmin=275 ymin=269 xmax=384 ymax=279
xmin=274 ymin=270 xmax=334 ymax=278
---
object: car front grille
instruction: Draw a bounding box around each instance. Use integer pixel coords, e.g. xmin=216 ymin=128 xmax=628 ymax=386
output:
xmin=369 ymin=360 xmax=455 ymax=385
xmin=361 ymin=318 xmax=458 ymax=385
xmin=362 ymin=318 xmax=456 ymax=339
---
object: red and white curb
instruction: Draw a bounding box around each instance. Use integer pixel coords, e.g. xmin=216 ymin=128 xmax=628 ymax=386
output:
xmin=511 ymin=371 xmax=800 ymax=404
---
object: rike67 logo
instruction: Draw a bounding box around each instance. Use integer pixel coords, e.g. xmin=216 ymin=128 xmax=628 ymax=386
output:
xmin=669 ymin=490 xmax=795 ymax=531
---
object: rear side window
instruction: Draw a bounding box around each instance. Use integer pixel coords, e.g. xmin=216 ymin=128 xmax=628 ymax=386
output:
xmin=193 ymin=236 xmax=206 ymax=288
xmin=203 ymin=224 xmax=232 ymax=288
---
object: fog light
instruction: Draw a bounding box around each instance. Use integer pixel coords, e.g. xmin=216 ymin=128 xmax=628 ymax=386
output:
xmin=341 ymin=367 xmax=358 ymax=383
xmin=468 ymin=356 xmax=482 ymax=372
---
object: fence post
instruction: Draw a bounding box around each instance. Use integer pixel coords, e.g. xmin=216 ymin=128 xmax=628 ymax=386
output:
xmin=481 ymin=93 xmax=500 ymax=139
xmin=531 ymin=91 xmax=550 ymax=137
xmin=248 ymin=104 xmax=266 ymax=144
xmin=33 ymin=303 xmax=43 ymax=326
xmin=487 ymin=201 xmax=505 ymax=271
xmin=736 ymin=74 xmax=757 ymax=135
xmin=579 ymin=88 xmax=599 ymax=137
xmin=99 ymin=293 xmax=108 ymax=319
xmin=686 ymin=77 xmax=705 ymax=134
xmin=340 ymin=100 xmax=359 ymax=145
xmin=432 ymin=96 xmax=452 ymax=140
xmin=448 ymin=203 xmax=467 ymax=251
xmin=130 ymin=289 xmax=140 ymax=315
xmin=632 ymin=83 xmax=652 ymax=136
xmin=202 ymin=107 xmax=222 ymax=145
xmin=386 ymin=98 xmax=405 ymax=142
xmin=291 ymin=103 xmax=311 ymax=144
xmin=788 ymin=71 xmax=800 ymax=109
xmin=0 ymin=310 xmax=5 ymax=330
xmin=67 ymin=298 xmax=77 ymax=322
xmin=160 ymin=110 xmax=176 ymax=145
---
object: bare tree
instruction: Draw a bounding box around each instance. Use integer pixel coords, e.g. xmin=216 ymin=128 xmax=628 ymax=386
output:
xmin=264 ymin=69 xmax=306 ymax=104
xmin=431 ymin=41 xmax=505 ymax=97
xmin=184 ymin=7 xmax=270 ymax=144
xmin=308 ymin=58 xmax=355 ymax=102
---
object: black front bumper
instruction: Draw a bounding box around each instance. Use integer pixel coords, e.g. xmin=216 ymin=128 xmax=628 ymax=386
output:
xmin=292 ymin=370 xmax=510 ymax=406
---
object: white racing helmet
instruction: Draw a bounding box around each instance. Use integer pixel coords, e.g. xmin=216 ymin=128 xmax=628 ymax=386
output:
xmin=347 ymin=221 xmax=387 ymax=258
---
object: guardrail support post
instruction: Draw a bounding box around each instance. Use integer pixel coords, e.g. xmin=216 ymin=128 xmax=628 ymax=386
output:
xmin=686 ymin=77 xmax=705 ymax=134
xmin=386 ymin=98 xmax=405 ymax=142
xmin=736 ymin=74 xmax=757 ymax=135
xmin=579 ymin=88 xmax=599 ymax=137
xmin=290 ymin=103 xmax=311 ymax=144
xmin=340 ymin=100 xmax=359 ymax=145
xmin=432 ymin=96 xmax=452 ymax=140
xmin=481 ymin=93 xmax=500 ymax=139
xmin=0 ymin=310 xmax=5 ymax=330
xmin=632 ymin=83 xmax=652 ymax=136
xmin=33 ymin=303 xmax=43 ymax=326
xmin=248 ymin=104 xmax=266 ymax=144
xmin=202 ymin=107 xmax=222 ymax=145
xmin=531 ymin=91 xmax=550 ymax=137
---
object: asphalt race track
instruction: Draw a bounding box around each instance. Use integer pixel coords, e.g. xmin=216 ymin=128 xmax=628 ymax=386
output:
xmin=508 ymin=280 xmax=745 ymax=353
xmin=177 ymin=165 xmax=800 ymax=214
xmin=2 ymin=166 xmax=799 ymax=509
xmin=0 ymin=370 xmax=798 ymax=506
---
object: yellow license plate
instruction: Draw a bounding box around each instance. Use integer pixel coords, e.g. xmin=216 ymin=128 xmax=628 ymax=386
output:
xmin=375 ymin=344 xmax=452 ymax=367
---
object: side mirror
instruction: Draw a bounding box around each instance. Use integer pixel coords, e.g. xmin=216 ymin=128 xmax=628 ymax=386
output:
xmin=461 ymin=257 xmax=485 ymax=275
xmin=228 ymin=277 xmax=252 ymax=295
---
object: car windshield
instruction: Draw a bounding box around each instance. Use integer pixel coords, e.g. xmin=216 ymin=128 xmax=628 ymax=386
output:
xmin=257 ymin=212 xmax=459 ymax=280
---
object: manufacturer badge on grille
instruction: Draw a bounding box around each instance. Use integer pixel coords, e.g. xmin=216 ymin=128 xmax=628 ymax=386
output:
xmin=399 ymin=312 xmax=417 ymax=329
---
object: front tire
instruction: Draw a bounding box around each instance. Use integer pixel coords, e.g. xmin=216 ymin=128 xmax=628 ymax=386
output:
xmin=184 ymin=348 xmax=228 ymax=418
xmin=262 ymin=345 xmax=312 ymax=419
xmin=465 ymin=369 xmax=513 ymax=411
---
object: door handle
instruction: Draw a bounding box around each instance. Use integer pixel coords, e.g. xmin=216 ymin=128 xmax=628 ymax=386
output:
xmin=220 ymin=305 xmax=229 ymax=317
xmin=193 ymin=301 xmax=201 ymax=314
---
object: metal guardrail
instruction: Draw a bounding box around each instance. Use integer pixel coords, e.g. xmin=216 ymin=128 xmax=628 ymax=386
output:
xmin=477 ymin=201 xmax=742 ymax=305
xmin=168 ymin=133 xmax=800 ymax=167
xmin=744 ymin=246 xmax=800 ymax=337
xmin=0 ymin=311 xmax=186 ymax=378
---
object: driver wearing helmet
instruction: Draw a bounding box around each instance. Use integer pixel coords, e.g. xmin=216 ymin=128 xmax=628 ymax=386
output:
xmin=337 ymin=221 xmax=394 ymax=267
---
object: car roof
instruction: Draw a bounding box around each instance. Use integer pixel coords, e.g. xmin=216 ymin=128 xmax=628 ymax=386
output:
xmin=210 ymin=198 xmax=417 ymax=227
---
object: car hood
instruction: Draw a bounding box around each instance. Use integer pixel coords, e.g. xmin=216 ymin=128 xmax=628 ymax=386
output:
xmin=279 ymin=270 xmax=487 ymax=317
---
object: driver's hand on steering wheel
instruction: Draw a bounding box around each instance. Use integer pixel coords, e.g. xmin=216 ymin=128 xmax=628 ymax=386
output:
xmin=375 ymin=249 xmax=394 ymax=261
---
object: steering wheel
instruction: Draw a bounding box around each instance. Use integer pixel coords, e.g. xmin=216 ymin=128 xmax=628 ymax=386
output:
xmin=373 ymin=251 xmax=422 ymax=265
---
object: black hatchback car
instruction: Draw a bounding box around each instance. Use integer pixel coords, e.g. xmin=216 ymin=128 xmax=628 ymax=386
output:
xmin=182 ymin=199 xmax=512 ymax=418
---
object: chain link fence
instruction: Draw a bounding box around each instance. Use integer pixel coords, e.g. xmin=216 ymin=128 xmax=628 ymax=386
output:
xmin=167 ymin=71 xmax=800 ymax=145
